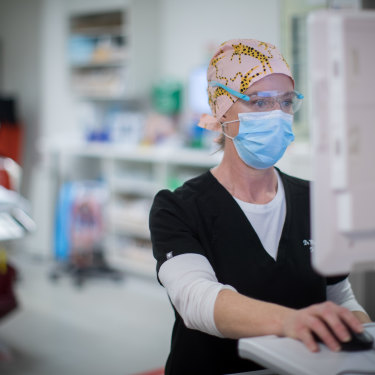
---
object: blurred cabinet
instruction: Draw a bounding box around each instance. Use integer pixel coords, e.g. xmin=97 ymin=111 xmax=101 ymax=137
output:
xmin=45 ymin=140 xmax=221 ymax=277
xmin=65 ymin=1 xmax=161 ymax=145
xmin=68 ymin=10 xmax=129 ymax=99
xmin=67 ymin=0 xmax=160 ymax=100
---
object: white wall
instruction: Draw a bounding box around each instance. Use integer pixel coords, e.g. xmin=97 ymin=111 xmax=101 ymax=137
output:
xmin=158 ymin=0 xmax=281 ymax=80
xmin=39 ymin=0 xmax=73 ymax=138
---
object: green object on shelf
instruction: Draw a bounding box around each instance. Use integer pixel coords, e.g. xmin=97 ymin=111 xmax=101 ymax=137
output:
xmin=190 ymin=139 xmax=204 ymax=149
xmin=152 ymin=79 xmax=183 ymax=115
xmin=167 ymin=176 xmax=183 ymax=191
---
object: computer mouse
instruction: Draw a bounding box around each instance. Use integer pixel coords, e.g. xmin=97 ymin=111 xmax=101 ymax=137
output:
xmin=340 ymin=327 xmax=374 ymax=351
xmin=313 ymin=324 xmax=374 ymax=351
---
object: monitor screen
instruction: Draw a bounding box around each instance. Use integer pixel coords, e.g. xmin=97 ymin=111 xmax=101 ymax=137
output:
xmin=308 ymin=10 xmax=375 ymax=275
xmin=188 ymin=65 xmax=211 ymax=115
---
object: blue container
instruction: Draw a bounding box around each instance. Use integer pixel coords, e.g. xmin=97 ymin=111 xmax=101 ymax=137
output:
xmin=68 ymin=36 xmax=96 ymax=64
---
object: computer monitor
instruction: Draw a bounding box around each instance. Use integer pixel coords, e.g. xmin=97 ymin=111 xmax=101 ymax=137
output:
xmin=308 ymin=10 xmax=375 ymax=275
xmin=188 ymin=65 xmax=211 ymax=115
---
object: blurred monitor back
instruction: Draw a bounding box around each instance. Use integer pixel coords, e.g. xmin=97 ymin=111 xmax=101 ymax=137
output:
xmin=308 ymin=10 xmax=375 ymax=275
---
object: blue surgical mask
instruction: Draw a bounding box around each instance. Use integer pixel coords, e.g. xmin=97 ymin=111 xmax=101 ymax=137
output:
xmin=222 ymin=110 xmax=294 ymax=169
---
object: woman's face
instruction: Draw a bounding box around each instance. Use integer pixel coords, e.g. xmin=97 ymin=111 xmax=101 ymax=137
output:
xmin=221 ymin=73 xmax=294 ymax=139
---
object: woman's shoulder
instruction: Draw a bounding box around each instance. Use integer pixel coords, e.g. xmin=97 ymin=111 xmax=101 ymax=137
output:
xmin=176 ymin=170 xmax=215 ymax=196
xmin=152 ymin=171 xmax=215 ymax=208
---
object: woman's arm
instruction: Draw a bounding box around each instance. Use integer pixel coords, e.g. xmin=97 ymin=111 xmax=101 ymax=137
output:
xmin=214 ymin=288 xmax=365 ymax=352
xmin=352 ymin=311 xmax=372 ymax=323
xmin=161 ymin=253 xmax=368 ymax=352
xmin=159 ymin=253 xmax=237 ymax=336
xmin=326 ymin=278 xmax=371 ymax=324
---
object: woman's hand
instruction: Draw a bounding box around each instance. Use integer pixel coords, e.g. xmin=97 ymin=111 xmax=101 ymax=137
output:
xmin=214 ymin=289 xmax=369 ymax=350
xmin=282 ymin=301 xmax=364 ymax=352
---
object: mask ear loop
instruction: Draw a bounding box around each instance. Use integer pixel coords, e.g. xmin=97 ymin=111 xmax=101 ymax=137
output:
xmin=221 ymin=119 xmax=239 ymax=140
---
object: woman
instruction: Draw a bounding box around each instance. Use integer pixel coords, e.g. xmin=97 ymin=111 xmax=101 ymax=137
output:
xmin=149 ymin=39 xmax=371 ymax=375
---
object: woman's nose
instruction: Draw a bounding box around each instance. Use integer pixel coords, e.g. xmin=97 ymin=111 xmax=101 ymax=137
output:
xmin=273 ymin=100 xmax=282 ymax=111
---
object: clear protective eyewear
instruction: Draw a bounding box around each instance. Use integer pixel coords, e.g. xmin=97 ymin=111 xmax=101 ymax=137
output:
xmin=209 ymin=80 xmax=304 ymax=114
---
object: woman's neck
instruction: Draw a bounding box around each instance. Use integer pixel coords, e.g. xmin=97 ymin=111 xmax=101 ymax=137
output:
xmin=211 ymin=147 xmax=278 ymax=204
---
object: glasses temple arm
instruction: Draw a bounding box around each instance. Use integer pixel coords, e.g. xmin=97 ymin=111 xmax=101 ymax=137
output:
xmin=209 ymin=81 xmax=250 ymax=102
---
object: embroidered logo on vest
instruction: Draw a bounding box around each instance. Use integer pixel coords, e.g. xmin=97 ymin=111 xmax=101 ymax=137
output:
xmin=302 ymin=239 xmax=315 ymax=252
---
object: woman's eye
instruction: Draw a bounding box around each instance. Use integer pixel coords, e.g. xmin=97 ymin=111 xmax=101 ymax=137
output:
xmin=282 ymin=99 xmax=293 ymax=107
xmin=252 ymin=99 xmax=266 ymax=108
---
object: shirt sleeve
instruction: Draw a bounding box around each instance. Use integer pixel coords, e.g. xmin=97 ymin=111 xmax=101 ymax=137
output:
xmin=149 ymin=189 xmax=206 ymax=274
xmin=158 ymin=253 xmax=236 ymax=337
xmin=326 ymin=278 xmax=366 ymax=313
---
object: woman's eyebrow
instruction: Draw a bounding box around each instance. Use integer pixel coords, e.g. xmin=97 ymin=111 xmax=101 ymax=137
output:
xmin=246 ymin=90 xmax=294 ymax=97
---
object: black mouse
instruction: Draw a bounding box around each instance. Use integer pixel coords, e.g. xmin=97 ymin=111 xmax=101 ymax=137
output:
xmin=313 ymin=324 xmax=374 ymax=351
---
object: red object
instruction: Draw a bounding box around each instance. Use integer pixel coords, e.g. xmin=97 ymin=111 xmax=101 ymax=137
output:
xmin=132 ymin=369 xmax=164 ymax=375
xmin=0 ymin=123 xmax=23 ymax=165
xmin=0 ymin=168 xmax=11 ymax=190
xmin=0 ymin=263 xmax=18 ymax=319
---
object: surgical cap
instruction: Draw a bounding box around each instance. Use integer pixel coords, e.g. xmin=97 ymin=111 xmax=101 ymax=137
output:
xmin=199 ymin=39 xmax=294 ymax=131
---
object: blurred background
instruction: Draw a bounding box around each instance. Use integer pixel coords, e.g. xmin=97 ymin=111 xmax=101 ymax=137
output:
xmin=0 ymin=0 xmax=374 ymax=374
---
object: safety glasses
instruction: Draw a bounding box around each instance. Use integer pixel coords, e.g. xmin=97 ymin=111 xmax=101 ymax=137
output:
xmin=209 ymin=81 xmax=304 ymax=114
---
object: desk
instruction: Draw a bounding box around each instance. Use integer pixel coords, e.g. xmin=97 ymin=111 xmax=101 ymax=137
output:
xmin=238 ymin=323 xmax=375 ymax=375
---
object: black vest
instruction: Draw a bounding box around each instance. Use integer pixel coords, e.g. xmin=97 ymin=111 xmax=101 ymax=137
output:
xmin=150 ymin=170 xmax=346 ymax=375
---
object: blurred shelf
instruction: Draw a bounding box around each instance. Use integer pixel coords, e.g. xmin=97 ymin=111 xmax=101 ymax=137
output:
xmin=70 ymin=26 xmax=125 ymax=37
xmin=110 ymin=222 xmax=150 ymax=240
xmin=68 ymin=9 xmax=128 ymax=99
xmin=74 ymin=95 xmax=138 ymax=103
xmin=110 ymin=177 xmax=159 ymax=196
xmin=70 ymin=61 xmax=126 ymax=69
xmin=42 ymin=139 xmax=222 ymax=166
xmin=106 ymin=246 xmax=155 ymax=278
xmin=166 ymin=147 xmax=222 ymax=167
xmin=70 ymin=11 xmax=124 ymax=36
xmin=45 ymin=138 xmax=221 ymax=278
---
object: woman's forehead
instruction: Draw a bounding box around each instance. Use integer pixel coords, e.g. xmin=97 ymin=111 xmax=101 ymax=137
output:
xmin=246 ymin=74 xmax=294 ymax=95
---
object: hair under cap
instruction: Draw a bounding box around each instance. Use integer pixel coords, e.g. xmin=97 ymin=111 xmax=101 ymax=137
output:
xmin=198 ymin=39 xmax=293 ymax=131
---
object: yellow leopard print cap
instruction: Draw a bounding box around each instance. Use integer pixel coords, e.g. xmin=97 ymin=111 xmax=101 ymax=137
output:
xmin=206 ymin=39 xmax=294 ymax=122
